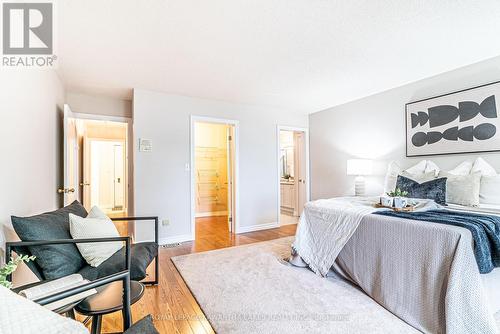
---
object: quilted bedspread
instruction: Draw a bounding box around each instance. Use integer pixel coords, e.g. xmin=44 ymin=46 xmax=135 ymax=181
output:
xmin=293 ymin=197 xmax=498 ymax=334
xmin=0 ymin=285 xmax=87 ymax=334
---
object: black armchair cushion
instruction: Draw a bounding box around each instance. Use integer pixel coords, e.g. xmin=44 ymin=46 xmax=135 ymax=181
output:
xmin=78 ymin=242 xmax=158 ymax=281
xmin=11 ymin=201 xmax=88 ymax=280
xmin=124 ymin=315 xmax=159 ymax=334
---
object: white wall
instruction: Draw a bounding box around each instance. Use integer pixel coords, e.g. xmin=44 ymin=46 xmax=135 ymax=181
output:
xmin=66 ymin=92 xmax=132 ymax=118
xmin=0 ymin=70 xmax=65 ymax=285
xmin=133 ymin=89 xmax=308 ymax=243
xmin=310 ymin=55 xmax=500 ymax=199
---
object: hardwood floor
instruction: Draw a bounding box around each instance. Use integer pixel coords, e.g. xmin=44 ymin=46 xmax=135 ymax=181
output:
xmin=89 ymin=216 xmax=297 ymax=333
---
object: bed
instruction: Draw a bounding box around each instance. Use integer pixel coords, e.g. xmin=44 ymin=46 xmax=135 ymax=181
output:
xmin=291 ymin=197 xmax=500 ymax=334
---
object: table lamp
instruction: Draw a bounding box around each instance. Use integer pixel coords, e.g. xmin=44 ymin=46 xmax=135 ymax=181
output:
xmin=346 ymin=159 xmax=373 ymax=196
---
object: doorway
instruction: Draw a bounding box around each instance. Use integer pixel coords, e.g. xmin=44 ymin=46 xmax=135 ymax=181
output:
xmin=62 ymin=105 xmax=132 ymax=221
xmin=277 ymin=126 xmax=309 ymax=226
xmin=86 ymin=139 xmax=126 ymax=213
xmin=191 ymin=117 xmax=238 ymax=241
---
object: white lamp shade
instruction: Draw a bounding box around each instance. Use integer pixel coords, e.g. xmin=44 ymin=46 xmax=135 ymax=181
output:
xmin=346 ymin=159 xmax=373 ymax=176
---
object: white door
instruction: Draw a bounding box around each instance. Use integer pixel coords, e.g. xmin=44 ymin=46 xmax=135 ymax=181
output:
xmin=62 ymin=104 xmax=79 ymax=205
xmin=295 ymin=132 xmax=307 ymax=216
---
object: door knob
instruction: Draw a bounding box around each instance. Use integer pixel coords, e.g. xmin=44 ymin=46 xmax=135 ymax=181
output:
xmin=58 ymin=188 xmax=75 ymax=194
xmin=80 ymin=182 xmax=90 ymax=186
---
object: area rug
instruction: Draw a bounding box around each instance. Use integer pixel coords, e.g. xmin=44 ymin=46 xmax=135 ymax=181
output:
xmin=172 ymin=237 xmax=421 ymax=333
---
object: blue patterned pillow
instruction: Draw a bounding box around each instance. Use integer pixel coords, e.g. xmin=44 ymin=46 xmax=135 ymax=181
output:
xmin=395 ymin=175 xmax=447 ymax=205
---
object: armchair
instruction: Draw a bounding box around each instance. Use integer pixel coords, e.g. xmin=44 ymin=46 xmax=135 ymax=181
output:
xmin=2 ymin=236 xmax=159 ymax=333
xmin=9 ymin=201 xmax=159 ymax=286
xmin=7 ymin=236 xmax=133 ymax=331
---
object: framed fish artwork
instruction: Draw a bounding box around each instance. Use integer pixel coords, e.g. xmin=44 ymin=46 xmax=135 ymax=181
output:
xmin=406 ymin=81 xmax=500 ymax=157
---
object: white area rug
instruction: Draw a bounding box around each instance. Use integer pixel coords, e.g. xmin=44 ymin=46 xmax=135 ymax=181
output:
xmin=172 ymin=237 xmax=421 ymax=333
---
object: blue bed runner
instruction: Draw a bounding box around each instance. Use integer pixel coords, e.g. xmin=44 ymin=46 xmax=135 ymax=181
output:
xmin=374 ymin=209 xmax=500 ymax=274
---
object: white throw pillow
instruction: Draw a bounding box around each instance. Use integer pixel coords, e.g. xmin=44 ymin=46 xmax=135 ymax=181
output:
xmin=383 ymin=161 xmax=402 ymax=194
xmin=405 ymin=160 xmax=427 ymax=175
xmin=424 ymin=161 xmax=440 ymax=176
xmin=69 ymin=206 xmax=122 ymax=267
xmin=480 ymin=175 xmax=500 ymax=205
xmin=447 ymin=161 xmax=473 ymax=176
xmin=471 ymin=157 xmax=497 ymax=176
xmin=400 ymin=171 xmax=436 ymax=183
xmin=384 ymin=160 xmax=432 ymax=193
xmin=439 ymin=171 xmax=481 ymax=207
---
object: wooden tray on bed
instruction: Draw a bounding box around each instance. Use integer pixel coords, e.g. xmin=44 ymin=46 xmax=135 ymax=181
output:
xmin=374 ymin=203 xmax=415 ymax=212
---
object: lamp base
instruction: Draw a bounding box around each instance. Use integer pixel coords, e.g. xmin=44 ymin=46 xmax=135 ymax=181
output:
xmin=354 ymin=176 xmax=365 ymax=197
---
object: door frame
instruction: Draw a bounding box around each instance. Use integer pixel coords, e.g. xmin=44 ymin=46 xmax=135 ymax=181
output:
xmin=70 ymin=112 xmax=132 ymax=209
xmin=190 ymin=116 xmax=240 ymax=239
xmin=276 ymin=125 xmax=310 ymax=225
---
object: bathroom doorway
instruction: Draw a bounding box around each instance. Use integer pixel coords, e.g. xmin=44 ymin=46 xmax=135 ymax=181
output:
xmin=277 ymin=126 xmax=309 ymax=226
xmin=191 ymin=117 xmax=239 ymax=241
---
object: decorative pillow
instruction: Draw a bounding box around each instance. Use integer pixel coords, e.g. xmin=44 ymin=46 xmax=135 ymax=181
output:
xmin=447 ymin=161 xmax=474 ymax=176
xmin=405 ymin=160 xmax=427 ymax=175
xmin=424 ymin=160 xmax=440 ymax=176
xmin=384 ymin=160 xmax=428 ymax=193
xmin=400 ymin=171 xmax=436 ymax=183
xmin=384 ymin=160 xmax=435 ymax=193
xmin=11 ymin=201 xmax=88 ymax=280
xmin=395 ymin=175 xmax=447 ymax=205
xmin=69 ymin=206 xmax=122 ymax=267
xmin=471 ymin=157 xmax=497 ymax=176
xmin=384 ymin=161 xmax=402 ymax=194
xmin=439 ymin=171 xmax=481 ymax=206
xmin=480 ymin=175 xmax=500 ymax=205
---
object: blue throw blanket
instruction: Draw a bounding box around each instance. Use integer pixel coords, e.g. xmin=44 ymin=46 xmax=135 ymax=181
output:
xmin=375 ymin=209 xmax=500 ymax=274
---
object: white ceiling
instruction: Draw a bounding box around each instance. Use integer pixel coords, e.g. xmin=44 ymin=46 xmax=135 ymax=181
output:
xmin=58 ymin=0 xmax=500 ymax=113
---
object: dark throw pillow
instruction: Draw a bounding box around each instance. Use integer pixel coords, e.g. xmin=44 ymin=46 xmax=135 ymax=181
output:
xmin=11 ymin=200 xmax=88 ymax=280
xmin=395 ymin=175 xmax=447 ymax=205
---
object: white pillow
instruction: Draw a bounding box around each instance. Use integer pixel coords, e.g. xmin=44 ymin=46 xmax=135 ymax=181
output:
xmin=383 ymin=161 xmax=402 ymax=194
xmin=400 ymin=171 xmax=436 ymax=183
xmin=471 ymin=157 xmax=497 ymax=176
xmin=384 ymin=160 xmax=432 ymax=193
xmin=480 ymin=175 xmax=500 ymax=205
xmin=424 ymin=160 xmax=440 ymax=176
xmin=439 ymin=171 xmax=481 ymax=207
xmin=405 ymin=160 xmax=427 ymax=175
xmin=69 ymin=206 xmax=122 ymax=267
xmin=447 ymin=161 xmax=473 ymax=176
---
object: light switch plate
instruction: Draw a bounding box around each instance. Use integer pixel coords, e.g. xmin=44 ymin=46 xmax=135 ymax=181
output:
xmin=139 ymin=138 xmax=153 ymax=152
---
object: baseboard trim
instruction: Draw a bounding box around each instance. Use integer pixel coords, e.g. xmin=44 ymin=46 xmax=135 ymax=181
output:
xmin=159 ymin=234 xmax=193 ymax=245
xmin=236 ymin=222 xmax=279 ymax=234
xmin=195 ymin=211 xmax=228 ymax=218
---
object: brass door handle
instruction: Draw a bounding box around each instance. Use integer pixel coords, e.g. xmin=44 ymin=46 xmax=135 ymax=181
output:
xmin=80 ymin=182 xmax=90 ymax=186
xmin=58 ymin=188 xmax=75 ymax=194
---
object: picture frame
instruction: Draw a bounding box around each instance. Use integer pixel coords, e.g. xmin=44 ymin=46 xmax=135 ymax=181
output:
xmin=406 ymin=80 xmax=500 ymax=157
